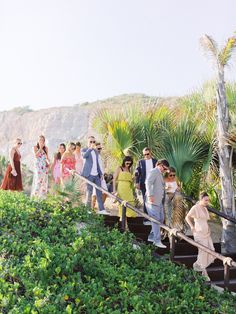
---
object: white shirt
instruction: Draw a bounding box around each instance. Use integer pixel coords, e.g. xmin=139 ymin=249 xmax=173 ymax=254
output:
xmin=90 ymin=150 xmax=98 ymax=176
xmin=145 ymin=159 xmax=153 ymax=177
xmin=166 ymin=181 xmax=178 ymax=193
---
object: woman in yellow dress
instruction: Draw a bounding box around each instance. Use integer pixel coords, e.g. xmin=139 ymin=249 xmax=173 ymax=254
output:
xmin=113 ymin=156 xmax=137 ymax=224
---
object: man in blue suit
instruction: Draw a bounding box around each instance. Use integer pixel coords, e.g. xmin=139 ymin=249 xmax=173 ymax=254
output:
xmin=135 ymin=148 xmax=157 ymax=222
xmin=81 ymin=136 xmax=108 ymax=214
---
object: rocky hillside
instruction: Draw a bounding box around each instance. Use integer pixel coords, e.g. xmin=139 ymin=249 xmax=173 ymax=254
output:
xmin=0 ymin=94 xmax=177 ymax=169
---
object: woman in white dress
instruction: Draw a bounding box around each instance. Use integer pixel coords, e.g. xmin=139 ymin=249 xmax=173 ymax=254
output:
xmin=185 ymin=192 xmax=215 ymax=280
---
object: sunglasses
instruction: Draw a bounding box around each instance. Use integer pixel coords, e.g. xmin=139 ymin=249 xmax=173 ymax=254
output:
xmin=169 ymin=174 xmax=176 ymax=177
xmin=90 ymin=140 xmax=96 ymax=143
xmin=144 ymin=153 xmax=150 ymax=156
xmin=17 ymin=142 xmax=22 ymax=145
xmin=125 ymin=162 xmax=132 ymax=165
xmin=97 ymin=148 xmax=102 ymax=151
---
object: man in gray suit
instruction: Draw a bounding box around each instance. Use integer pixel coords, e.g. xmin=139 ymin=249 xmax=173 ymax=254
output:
xmin=145 ymin=159 xmax=169 ymax=248
xmin=81 ymin=136 xmax=108 ymax=214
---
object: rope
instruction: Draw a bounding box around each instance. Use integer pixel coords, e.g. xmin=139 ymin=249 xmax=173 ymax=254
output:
xmin=121 ymin=200 xmax=128 ymax=207
xmin=169 ymin=228 xmax=179 ymax=237
xmin=223 ymin=257 xmax=233 ymax=266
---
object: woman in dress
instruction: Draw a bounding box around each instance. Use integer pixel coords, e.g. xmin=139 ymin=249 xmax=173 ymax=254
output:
xmin=164 ymin=167 xmax=185 ymax=230
xmin=1 ymin=138 xmax=23 ymax=191
xmin=31 ymin=135 xmax=50 ymax=199
xmin=51 ymin=143 xmax=66 ymax=184
xmin=185 ymin=192 xmax=215 ymax=280
xmin=74 ymin=141 xmax=83 ymax=174
xmin=113 ymin=156 xmax=137 ymax=226
xmin=61 ymin=142 xmax=76 ymax=187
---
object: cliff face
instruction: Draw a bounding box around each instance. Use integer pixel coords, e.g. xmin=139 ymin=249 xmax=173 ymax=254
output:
xmin=0 ymin=93 xmax=175 ymax=169
xmin=0 ymin=105 xmax=90 ymax=169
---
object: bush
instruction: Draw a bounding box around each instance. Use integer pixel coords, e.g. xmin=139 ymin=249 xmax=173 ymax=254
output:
xmin=0 ymin=191 xmax=235 ymax=313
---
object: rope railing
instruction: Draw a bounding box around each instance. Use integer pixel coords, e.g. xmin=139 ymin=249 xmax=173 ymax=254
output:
xmin=68 ymin=169 xmax=236 ymax=289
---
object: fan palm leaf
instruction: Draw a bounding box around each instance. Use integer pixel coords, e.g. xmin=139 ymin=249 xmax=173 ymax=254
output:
xmin=157 ymin=120 xmax=210 ymax=185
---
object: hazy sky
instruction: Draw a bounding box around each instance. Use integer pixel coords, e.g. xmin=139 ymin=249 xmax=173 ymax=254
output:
xmin=0 ymin=0 xmax=235 ymax=111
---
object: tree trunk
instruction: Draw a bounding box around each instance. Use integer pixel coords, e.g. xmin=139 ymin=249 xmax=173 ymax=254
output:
xmin=217 ymin=66 xmax=236 ymax=253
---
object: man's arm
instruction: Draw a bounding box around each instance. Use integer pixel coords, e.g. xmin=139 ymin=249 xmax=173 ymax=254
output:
xmin=81 ymin=148 xmax=92 ymax=159
xmin=145 ymin=169 xmax=156 ymax=197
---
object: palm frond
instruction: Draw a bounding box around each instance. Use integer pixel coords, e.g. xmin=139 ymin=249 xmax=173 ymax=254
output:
xmin=219 ymin=36 xmax=236 ymax=66
xmin=157 ymin=120 xmax=210 ymax=185
xmin=200 ymin=34 xmax=218 ymax=62
xmin=107 ymin=120 xmax=133 ymax=160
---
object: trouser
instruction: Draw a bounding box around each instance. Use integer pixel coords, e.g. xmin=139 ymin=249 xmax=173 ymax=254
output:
xmin=145 ymin=202 xmax=164 ymax=242
xmin=85 ymin=175 xmax=105 ymax=211
xmin=141 ymin=186 xmax=147 ymax=214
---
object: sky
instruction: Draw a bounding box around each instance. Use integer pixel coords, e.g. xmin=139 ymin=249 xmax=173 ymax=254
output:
xmin=0 ymin=0 xmax=236 ymax=111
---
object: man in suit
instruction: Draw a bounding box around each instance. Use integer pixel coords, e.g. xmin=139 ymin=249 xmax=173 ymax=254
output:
xmin=81 ymin=136 xmax=108 ymax=214
xmin=135 ymin=148 xmax=157 ymax=222
xmin=145 ymin=159 xmax=169 ymax=248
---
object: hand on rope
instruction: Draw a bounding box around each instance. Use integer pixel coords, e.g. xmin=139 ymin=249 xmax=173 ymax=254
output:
xmin=169 ymin=228 xmax=179 ymax=237
xmin=121 ymin=200 xmax=128 ymax=207
xmin=223 ymin=257 xmax=233 ymax=266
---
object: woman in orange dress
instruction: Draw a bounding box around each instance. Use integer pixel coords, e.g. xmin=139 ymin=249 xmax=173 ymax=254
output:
xmin=185 ymin=192 xmax=215 ymax=280
xmin=1 ymin=138 xmax=23 ymax=191
xmin=61 ymin=142 xmax=76 ymax=188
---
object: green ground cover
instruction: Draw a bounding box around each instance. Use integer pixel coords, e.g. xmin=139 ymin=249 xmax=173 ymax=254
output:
xmin=0 ymin=191 xmax=235 ymax=313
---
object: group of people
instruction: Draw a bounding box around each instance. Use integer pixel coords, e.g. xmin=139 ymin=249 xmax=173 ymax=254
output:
xmin=0 ymin=136 xmax=215 ymax=279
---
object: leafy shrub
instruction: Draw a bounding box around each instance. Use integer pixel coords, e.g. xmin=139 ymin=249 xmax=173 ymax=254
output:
xmin=0 ymin=191 xmax=235 ymax=313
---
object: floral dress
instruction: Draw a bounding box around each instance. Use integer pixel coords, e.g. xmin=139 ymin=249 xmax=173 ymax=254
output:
xmin=31 ymin=152 xmax=48 ymax=199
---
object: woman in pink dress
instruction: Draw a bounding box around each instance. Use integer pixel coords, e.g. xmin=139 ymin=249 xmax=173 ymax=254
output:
xmin=185 ymin=192 xmax=215 ymax=280
xmin=51 ymin=143 xmax=66 ymax=184
xmin=74 ymin=141 xmax=83 ymax=174
xmin=61 ymin=142 xmax=76 ymax=187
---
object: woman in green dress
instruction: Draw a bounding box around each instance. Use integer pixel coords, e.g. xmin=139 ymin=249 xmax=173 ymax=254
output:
xmin=113 ymin=156 xmax=137 ymax=225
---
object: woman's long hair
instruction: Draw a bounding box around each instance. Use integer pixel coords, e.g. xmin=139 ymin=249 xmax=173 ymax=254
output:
xmin=36 ymin=135 xmax=47 ymax=154
xmin=121 ymin=156 xmax=133 ymax=170
xmin=56 ymin=143 xmax=66 ymax=160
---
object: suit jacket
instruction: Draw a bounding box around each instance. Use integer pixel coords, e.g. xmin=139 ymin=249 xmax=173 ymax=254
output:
xmin=145 ymin=167 xmax=165 ymax=206
xmin=135 ymin=158 xmax=157 ymax=188
xmin=81 ymin=148 xmax=102 ymax=178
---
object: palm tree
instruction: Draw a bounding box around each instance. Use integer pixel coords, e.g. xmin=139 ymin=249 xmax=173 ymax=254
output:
xmin=200 ymin=33 xmax=236 ymax=253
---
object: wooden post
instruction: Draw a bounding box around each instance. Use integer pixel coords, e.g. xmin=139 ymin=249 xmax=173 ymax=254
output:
xmin=170 ymin=234 xmax=175 ymax=261
xmin=121 ymin=205 xmax=126 ymax=232
xmin=224 ymin=263 xmax=230 ymax=290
